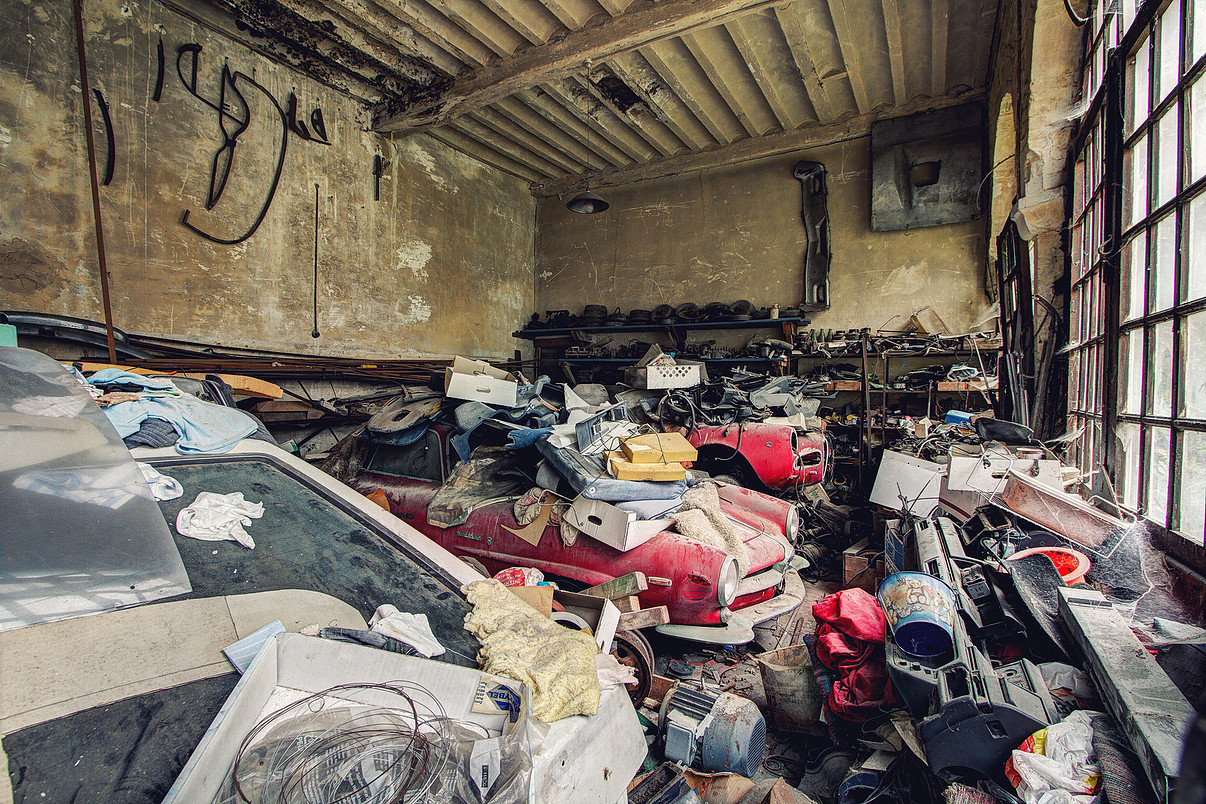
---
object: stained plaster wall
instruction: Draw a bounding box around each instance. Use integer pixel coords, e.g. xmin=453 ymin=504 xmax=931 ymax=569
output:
xmin=536 ymin=140 xmax=994 ymax=337
xmin=0 ymin=0 xmax=534 ymax=360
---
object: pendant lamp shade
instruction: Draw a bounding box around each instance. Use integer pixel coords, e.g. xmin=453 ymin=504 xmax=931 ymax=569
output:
xmin=567 ymin=191 xmax=609 ymax=214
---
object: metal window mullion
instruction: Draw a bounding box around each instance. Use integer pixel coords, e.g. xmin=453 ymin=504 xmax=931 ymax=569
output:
xmin=1103 ymin=65 xmax=1126 ymax=480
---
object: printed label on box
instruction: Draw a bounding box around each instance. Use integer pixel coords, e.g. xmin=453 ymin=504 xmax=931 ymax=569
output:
xmin=472 ymin=678 xmax=522 ymax=723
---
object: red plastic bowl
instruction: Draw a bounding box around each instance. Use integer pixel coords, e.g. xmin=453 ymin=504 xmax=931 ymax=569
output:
xmin=1008 ymin=546 xmax=1091 ymax=584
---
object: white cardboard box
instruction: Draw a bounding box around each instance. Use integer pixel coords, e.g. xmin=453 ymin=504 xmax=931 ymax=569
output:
xmin=869 ymin=450 xmax=944 ymax=516
xmin=165 ymin=632 xmax=645 ymax=804
xmin=445 ymin=355 xmax=521 ymax=407
xmin=566 ymin=495 xmax=674 ymax=552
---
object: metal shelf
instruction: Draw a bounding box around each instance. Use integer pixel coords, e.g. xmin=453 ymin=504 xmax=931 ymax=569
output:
xmin=558 ymin=356 xmax=777 ymax=364
xmin=515 ymin=316 xmax=808 ymax=339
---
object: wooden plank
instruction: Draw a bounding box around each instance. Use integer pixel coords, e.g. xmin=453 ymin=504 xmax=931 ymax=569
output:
xmin=611 ymin=595 xmax=642 ymax=613
xmin=529 ymin=88 xmax=985 ymax=197
xmin=823 ymin=0 xmax=872 ymax=112
xmin=931 ymin=0 xmax=950 ymax=95
xmin=373 ymin=0 xmax=785 ymax=132
xmin=617 ymin=605 xmax=670 ymax=631
xmin=609 ymin=51 xmax=711 ymax=150
xmin=582 ymin=571 xmax=648 ymax=598
xmin=774 ymin=4 xmax=836 ymax=124
xmin=73 ymin=363 xmax=283 ymax=399
xmin=880 ymin=0 xmax=908 ymax=104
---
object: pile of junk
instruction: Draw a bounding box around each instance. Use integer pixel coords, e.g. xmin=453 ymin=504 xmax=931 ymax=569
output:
xmin=317 ymin=356 xmax=1206 ymax=804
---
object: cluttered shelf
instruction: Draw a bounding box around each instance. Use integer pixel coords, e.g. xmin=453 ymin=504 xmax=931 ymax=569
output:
xmin=514 ymin=316 xmax=809 ymax=339
xmin=560 ymin=356 xmax=780 ymax=364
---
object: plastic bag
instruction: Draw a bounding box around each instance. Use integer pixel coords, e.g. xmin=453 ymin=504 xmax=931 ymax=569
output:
xmin=1005 ymin=710 xmax=1102 ymax=804
xmin=440 ymin=714 xmax=538 ymax=804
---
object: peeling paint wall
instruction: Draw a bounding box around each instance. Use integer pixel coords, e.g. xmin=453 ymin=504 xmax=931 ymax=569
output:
xmin=0 ymin=0 xmax=534 ymax=359
xmin=536 ymin=140 xmax=992 ymax=334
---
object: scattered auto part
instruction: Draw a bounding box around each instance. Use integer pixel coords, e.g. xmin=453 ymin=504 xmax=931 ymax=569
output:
xmin=658 ymin=684 xmax=766 ymax=777
xmin=793 ymin=160 xmax=831 ymax=311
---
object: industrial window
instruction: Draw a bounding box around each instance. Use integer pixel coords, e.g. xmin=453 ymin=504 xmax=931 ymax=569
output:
xmin=1067 ymin=0 xmax=1206 ymax=546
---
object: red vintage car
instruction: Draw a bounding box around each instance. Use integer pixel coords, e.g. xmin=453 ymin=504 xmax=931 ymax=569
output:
xmin=350 ymin=424 xmax=805 ymax=646
xmin=684 ymin=423 xmax=828 ymax=492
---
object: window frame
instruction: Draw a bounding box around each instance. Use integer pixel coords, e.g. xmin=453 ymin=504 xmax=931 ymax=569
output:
xmin=1067 ymin=0 xmax=1206 ymax=552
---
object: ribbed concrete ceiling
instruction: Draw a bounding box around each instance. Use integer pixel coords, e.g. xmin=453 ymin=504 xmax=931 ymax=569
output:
xmin=222 ymin=0 xmax=997 ymax=194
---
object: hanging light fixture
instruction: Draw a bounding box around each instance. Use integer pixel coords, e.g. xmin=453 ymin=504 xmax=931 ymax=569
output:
xmin=567 ymin=190 xmax=609 ymax=214
xmin=567 ymin=98 xmax=608 ymax=214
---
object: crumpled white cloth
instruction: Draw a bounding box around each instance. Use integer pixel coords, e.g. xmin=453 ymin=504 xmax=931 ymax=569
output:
xmin=137 ymin=462 xmax=183 ymax=501
xmin=175 ymin=491 xmax=263 ymax=549
xmin=596 ymin=652 xmax=638 ymax=689
xmin=369 ymin=604 xmax=446 ymax=657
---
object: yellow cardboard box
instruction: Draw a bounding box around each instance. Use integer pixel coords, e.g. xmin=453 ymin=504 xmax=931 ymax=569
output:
xmin=607 ymin=452 xmax=687 ymax=481
xmin=620 ymin=432 xmax=698 ymax=464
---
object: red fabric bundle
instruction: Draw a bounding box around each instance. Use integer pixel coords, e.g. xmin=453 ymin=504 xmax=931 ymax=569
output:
xmin=812 ymin=588 xmax=896 ymax=720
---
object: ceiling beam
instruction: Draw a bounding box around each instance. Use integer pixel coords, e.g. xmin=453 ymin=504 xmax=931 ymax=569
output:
xmin=372 ymin=0 xmax=785 ymax=132
xmin=529 ymin=88 xmax=985 ymax=197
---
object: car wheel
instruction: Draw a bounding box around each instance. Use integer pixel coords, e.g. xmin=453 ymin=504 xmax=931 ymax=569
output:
xmin=460 ymin=556 xmax=491 ymax=578
xmin=713 ymin=472 xmax=745 ymax=486
xmin=611 ymin=629 xmax=655 ymax=704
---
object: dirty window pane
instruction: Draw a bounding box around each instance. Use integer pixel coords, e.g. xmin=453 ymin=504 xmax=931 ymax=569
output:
xmin=1147 ymin=426 xmax=1172 ymax=524
xmin=1191 ymin=75 xmax=1206 ymax=184
xmin=1155 ymin=109 xmax=1180 ymax=208
xmin=1195 ymin=0 xmax=1206 ymax=63
xmin=1190 ymin=193 xmax=1206 ymax=301
xmin=1089 ymin=343 xmax=1101 ymax=410
xmin=1185 ymin=309 xmax=1206 ymax=417
xmin=1156 ymin=2 xmax=1181 ymax=102
xmin=1070 ymin=287 xmax=1083 ymax=345
xmin=1128 ymin=39 xmax=1151 ymax=133
xmin=1151 ymin=320 xmax=1176 ymax=416
xmin=1118 ymin=421 xmax=1143 ymax=509
xmin=1125 ymin=134 xmax=1150 ymax=228
xmin=1123 ymin=328 xmax=1146 ymax=413
xmin=1070 ymin=352 xmax=1082 ymax=410
xmin=1122 ymin=235 xmax=1147 ymax=321
xmin=1179 ymin=431 xmax=1206 ymax=543
xmin=1153 ymin=214 xmax=1178 ymax=312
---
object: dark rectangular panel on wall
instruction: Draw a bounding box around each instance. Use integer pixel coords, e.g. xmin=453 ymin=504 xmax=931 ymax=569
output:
xmin=870 ymin=103 xmax=986 ymax=231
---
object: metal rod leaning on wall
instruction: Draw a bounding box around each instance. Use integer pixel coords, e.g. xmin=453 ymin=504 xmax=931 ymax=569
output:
xmin=71 ymin=0 xmax=117 ymax=364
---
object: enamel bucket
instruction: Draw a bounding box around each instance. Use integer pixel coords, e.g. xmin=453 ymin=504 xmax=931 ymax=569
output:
xmin=876 ymin=571 xmax=956 ymax=658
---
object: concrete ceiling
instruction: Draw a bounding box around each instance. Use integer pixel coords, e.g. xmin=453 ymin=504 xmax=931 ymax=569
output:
xmin=218 ymin=0 xmax=997 ymax=194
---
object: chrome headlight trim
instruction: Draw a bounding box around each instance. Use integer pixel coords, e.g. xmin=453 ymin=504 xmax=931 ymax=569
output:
xmin=717 ymin=555 xmax=740 ymax=607
xmin=785 ymin=504 xmax=801 ymax=542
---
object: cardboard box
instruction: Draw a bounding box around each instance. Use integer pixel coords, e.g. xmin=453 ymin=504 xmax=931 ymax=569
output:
xmin=869 ymin=450 xmax=944 ymax=516
xmin=565 ymin=495 xmax=673 ymax=553
xmin=621 ymin=432 xmax=698 ymax=464
xmin=624 ymin=362 xmax=704 ymax=390
xmin=842 ymin=538 xmax=886 ymax=594
xmin=165 ymin=633 xmax=525 ymax=802
xmin=607 ymin=452 xmax=687 ymax=481
xmin=552 ymin=590 xmax=621 ymax=654
xmin=164 ymin=633 xmax=645 ymax=804
xmin=444 ymin=356 xmax=521 ymax=407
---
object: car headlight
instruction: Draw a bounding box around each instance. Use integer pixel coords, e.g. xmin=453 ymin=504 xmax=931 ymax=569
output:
xmin=717 ymin=555 xmax=740 ymax=607
xmin=785 ymin=505 xmax=801 ymax=542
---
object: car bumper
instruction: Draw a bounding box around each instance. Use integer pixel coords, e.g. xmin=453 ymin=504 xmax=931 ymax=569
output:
xmin=655 ymin=569 xmax=805 ymax=645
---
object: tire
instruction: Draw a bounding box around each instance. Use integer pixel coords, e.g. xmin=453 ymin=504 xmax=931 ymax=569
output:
xmin=611 ymin=629 xmax=656 ymax=704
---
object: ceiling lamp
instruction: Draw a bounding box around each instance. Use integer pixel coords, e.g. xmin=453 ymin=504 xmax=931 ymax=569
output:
xmin=567 ymin=191 xmax=609 ymax=214
xmin=567 ymin=94 xmax=608 ymax=214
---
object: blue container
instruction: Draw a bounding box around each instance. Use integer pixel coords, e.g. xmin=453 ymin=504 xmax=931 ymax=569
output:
xmin=877 ymin=571 xmax=956 ymax=658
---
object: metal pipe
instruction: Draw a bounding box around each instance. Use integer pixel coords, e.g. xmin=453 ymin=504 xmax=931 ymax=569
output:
xmin=71 ymin=0 xmax=117 ymax=364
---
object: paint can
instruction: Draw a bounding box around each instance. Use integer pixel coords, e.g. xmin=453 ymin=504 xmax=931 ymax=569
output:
xmin=877 ymin=571 xmax=956 ymax=658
